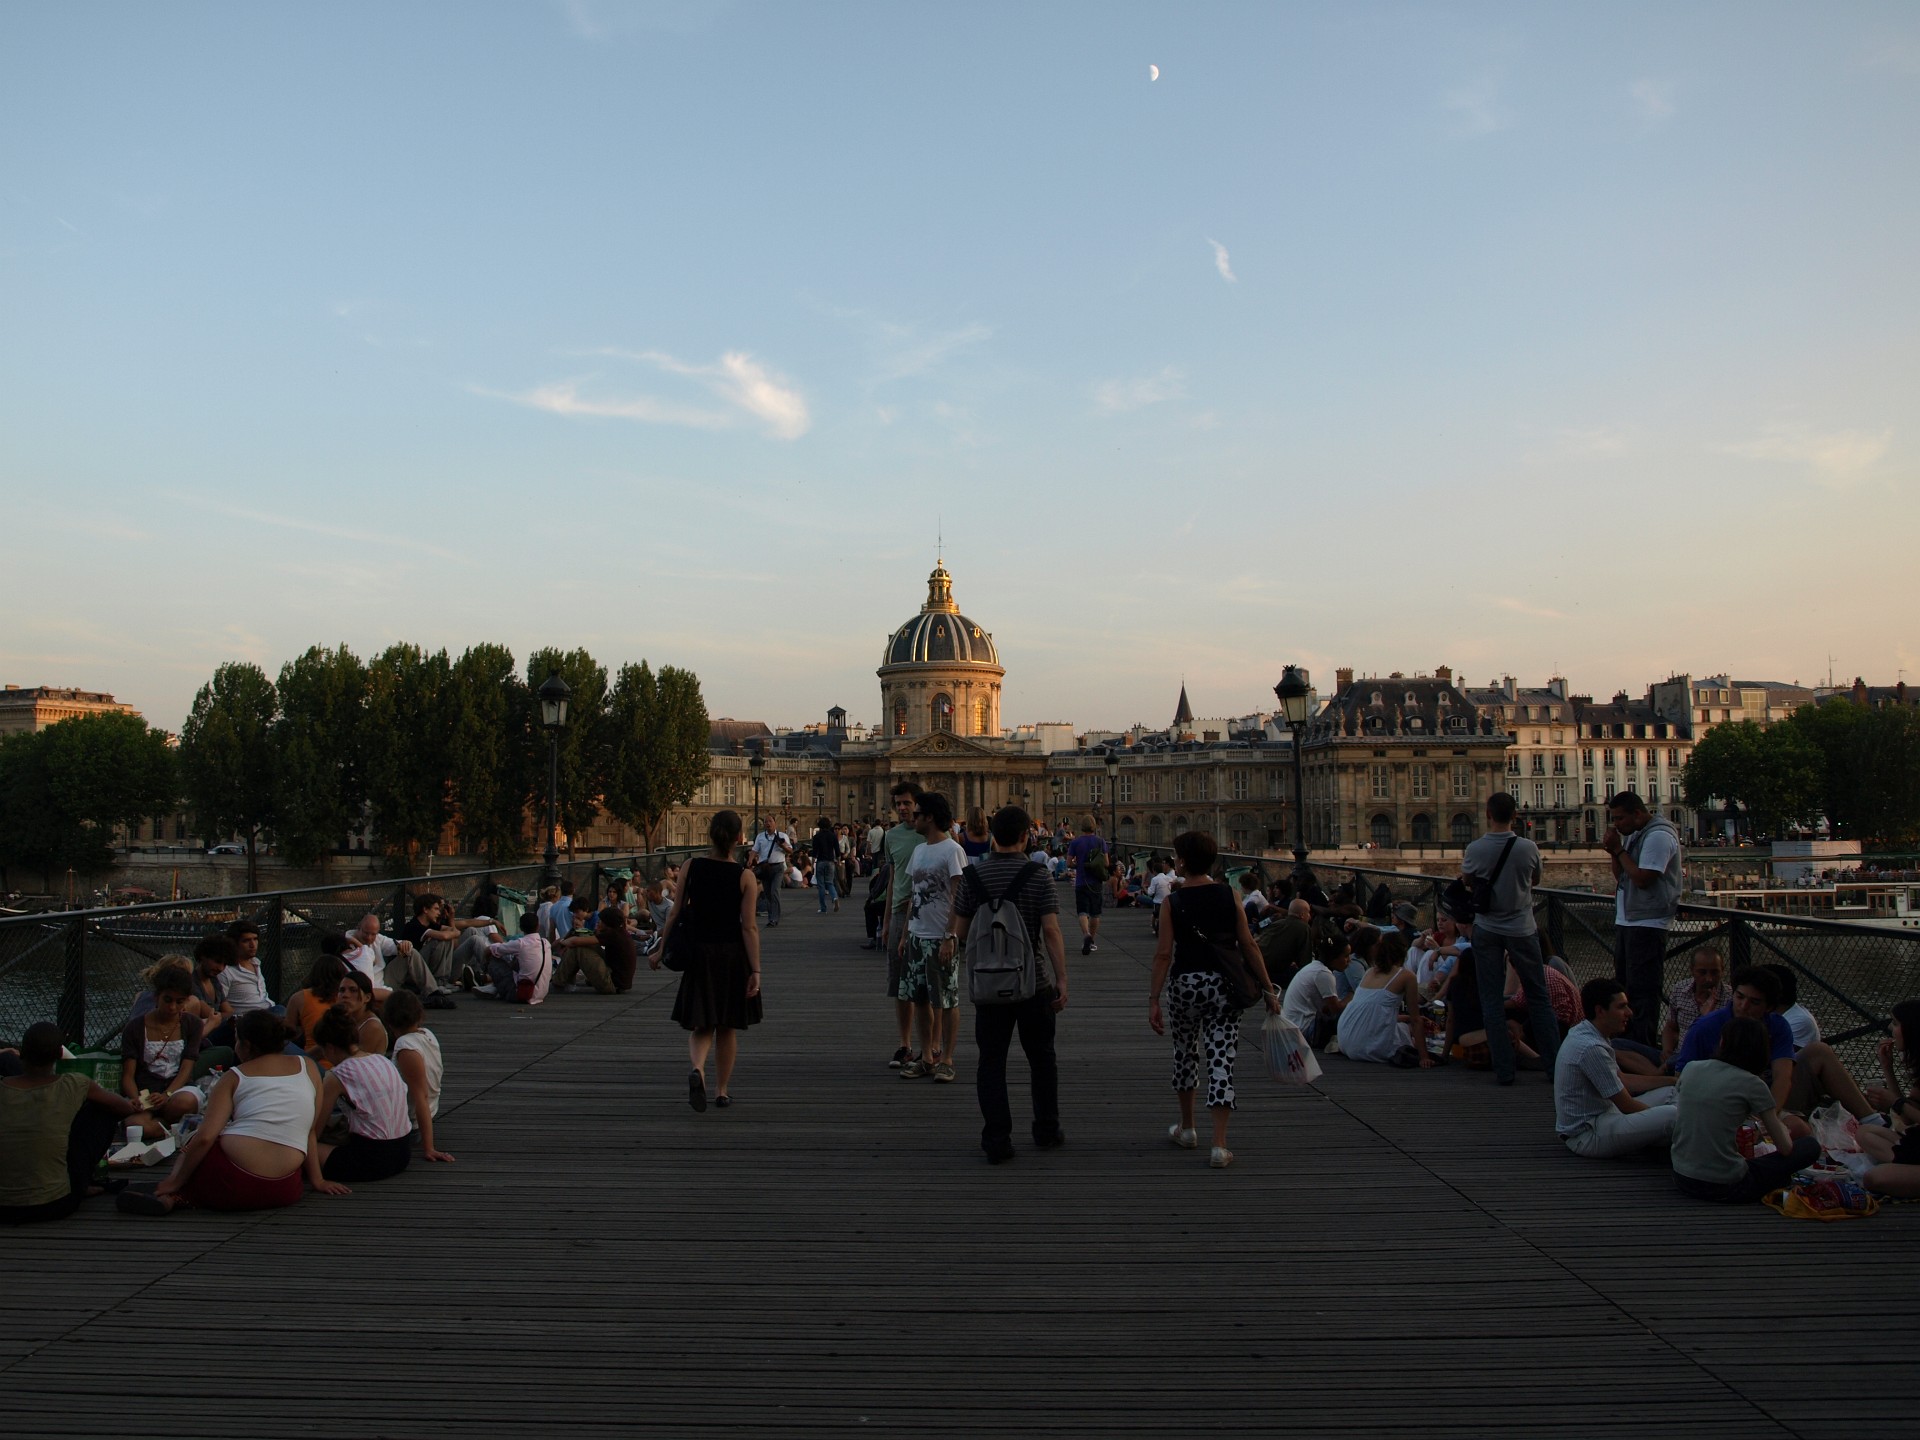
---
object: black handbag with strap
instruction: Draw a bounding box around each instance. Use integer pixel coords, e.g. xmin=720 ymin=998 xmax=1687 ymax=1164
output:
xmin=1467 ymin=833 xmax=1519 ymax=919
xmin=1174 ymin=888 xmax=1265 ymax=1011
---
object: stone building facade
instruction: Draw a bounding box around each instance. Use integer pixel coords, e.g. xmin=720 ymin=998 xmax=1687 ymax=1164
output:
xmin=0 ymin=684 xmax=137 ymax=738
xmin=1297 ymin=667 xmax=1511 ymax=849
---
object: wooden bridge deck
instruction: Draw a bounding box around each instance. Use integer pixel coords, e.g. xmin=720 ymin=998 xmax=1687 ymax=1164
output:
xmin=2 ymin=897 xmax=1912 ymax=1439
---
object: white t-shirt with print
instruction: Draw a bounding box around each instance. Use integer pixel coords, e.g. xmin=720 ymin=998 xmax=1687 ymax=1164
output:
xmin=906 ymin=836 xmax=967 ymax=940
xmin=1616 ymin=826 xmax=1680 ymax=929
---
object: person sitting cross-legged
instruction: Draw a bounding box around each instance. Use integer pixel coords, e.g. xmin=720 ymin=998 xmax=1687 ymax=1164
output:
xmin=3 ymin=1021 xmax=147 ymax=1225
xmin=552 ymin=896 xmax=616 ymax=994
xmin=117 ymin=1010 xmax=340 ymax=1216
xmin=310 ymin=1005 xmax=414 ymax=1185
xmin=121 ymin=965 xmax=206 ymax=1139
xmin=1670 ymin=1015 xmax=1818 ymax=1204
xmin=1556 ymin=978 xmax=1677 ymax=1159
xmin=1281 ymin=923 xmax=1351 ymax=1050
xmin=1859 ymin=1000 xmax=1920 ymax=1198
xmin=1333 ymin=931 xmax=1429 ymax=1067
xmin=482 ymin=911 xmax=553 ymax=1004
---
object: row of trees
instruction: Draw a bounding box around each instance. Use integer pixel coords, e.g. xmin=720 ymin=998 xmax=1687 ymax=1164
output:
xmin=0 ymin=712 xmax=178 ymax=886
xmin=178 ymin=645 xmax=712 ymax=888
xmin=1683 ymin=699 xmax=1920 ymax=842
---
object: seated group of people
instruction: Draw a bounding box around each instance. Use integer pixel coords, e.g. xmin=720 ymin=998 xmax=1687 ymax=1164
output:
xmin=1554 ymin=964 xmax=1920 ymax=1202
xmin=1 ymin=934 xmax=451 ymax=1224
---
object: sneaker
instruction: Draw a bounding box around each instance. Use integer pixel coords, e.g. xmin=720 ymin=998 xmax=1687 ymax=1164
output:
xmin=424 ymin=992 xmax=457 ymax=1011
xmin=1087 ymin=941 xmax=1098 ymax=953
xmin=1167 ymin=1123 xmax=1198 ymax=1150
xmin=889 ymin=1046 xmax=910 ymax=1069
xmin=458 ymin=964 xmax=479 ymax=992
xmin=1209 ymin=1146 xmax=1234 ymax=1169
xmin=900 ymin=1059 xmax=929 ymax=1079
xmin=933 ymin=1061 xmax=957 ymax=1083
xmin=1081 ymin=937 xmax=1093 ymax=955
xmin=474 ymin=983 xmax=497 ymax=996
xmin=1032 ymin=1130 xmax=1066 ymax=1150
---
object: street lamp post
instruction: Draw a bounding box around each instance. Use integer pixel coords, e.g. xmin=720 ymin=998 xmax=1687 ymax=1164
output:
xmin=1049 ymin=775 xmax=1063 ymax=828
xmin=1104 ymin=750 xmax=1120 ymax=858
xmin=1273 ymin=665 xmax=1313 ymax=899
xmin=537 ymin=672 xmax=572 ymax=891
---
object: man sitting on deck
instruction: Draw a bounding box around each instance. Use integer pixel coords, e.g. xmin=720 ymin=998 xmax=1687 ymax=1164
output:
xmin=1556 ymin=978 xmax=1676 ymax=1158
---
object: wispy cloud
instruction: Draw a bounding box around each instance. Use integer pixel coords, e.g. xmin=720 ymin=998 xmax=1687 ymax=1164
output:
xmin=165 ymin=494 xmax=463 ymax=560
xmin=1630 ymin=77 xmax=1676 ymax=125
xmin=1093 ymin=366 xmax=1186 ymax=415
xmin=1208 ymin=238 xmax=1237 ymax=284
xmin=1443 ymin=77 xmax=1510 ymax=136
xmin=490 ymin=348 xmax=812 ymax=439
xmin=870 ymin=321 xmax=994 ymax=383
xmin=1495 ymin=596 xmax=1567 ymax=621
xmin=1718 ymin=423 xmax=1892 ymax=486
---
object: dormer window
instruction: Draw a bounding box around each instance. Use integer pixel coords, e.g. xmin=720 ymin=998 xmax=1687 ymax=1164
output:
xmin=1408 ymin=716 xmax=1423 ymax=730
xmin=1437 ymin=693 xmax=1451 ymax=708
xmin=1405 ymin=691 xmax=1417 ymax=706
xmin=1371 ymin=691 xmax=1384 ymax=707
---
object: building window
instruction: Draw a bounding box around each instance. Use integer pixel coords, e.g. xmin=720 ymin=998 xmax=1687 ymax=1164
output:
xmin=931 ymin=694 xmax=954 ymax=733
xmin=1554 ymin=782 xmax=1566 ymax=808
xmin=1648 ymin=782 xmax=1660 ymax=803
xmin=975 ymin=697 xmax=990 ymax=733
xmin=1581 ymin=748 xmax=1594 ymax=768
xmin=1551 ymin=754 xmax=1566 ymax=775
xmin=1196 ymin=774 xmax=1209 ymax=802
xmin=696 ymin=783 xmax=712 ymax=805
xmin=1410 ymin=764 xmax=1431 ymax=800
xmin=1452 ymin=763 xmax=1470 ymax=799
xmin=1451 ymin=813 xmax=1474 ymax=843
xmin=1507 ymin=755 xmax=1521 ymax=776
xmin=1148 ymin=775 xmax=1161 ymax=802
xmin=1602 ymin=748 xmax=1615 ymax=767
xmin=1532 ymin=782 xmax=1545 ymax=808
xmin=1090 ymin=777 xmax=1102 ymax=805
xmin=1173 ymin=775 xmax=1187 ymax=802
xmin=1370 ymin=764 xmax=1390 ymax=799
xmin=1532 ymin=731 xmax=1542 ymax=745
xmin=1268 ymin=770 xmax=1281 ymax=798
xmin=1530 ymin=755 xmax=1546 ymax=775
xmin=893 ymin=701 xmax=907 ymax=736
xmin=1584 ymin=782 xmax=1595 ymax=803
xmin=779 ymin=778 xmax=795 ymax=807
xmin=1118 ymin=774 xmax=1133 ymax=803
xmin=1371 ymin=814 xmax=1394 ymax=846
xmin=1411 ymin=813 xmax=1433 ymax=842
xmin=1668 ymin=748 xmax=1679 ymax=767
xmin=1625 ymin=751 xmax=1638 ymax=770
xmin=1231 ymin=772 xmax=1248 ymax=800
xmin=723 ymin=777 xmax=738 ymax=805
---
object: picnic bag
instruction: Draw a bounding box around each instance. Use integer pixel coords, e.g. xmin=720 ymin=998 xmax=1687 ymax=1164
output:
xmin=1763 ymin=1178 xmax=1880 ymax=1221
xmin=1261 ymin=1011 xmax=1322 ymax=1085
xmin=964 ymin=862 xmax=1044 ymax=1005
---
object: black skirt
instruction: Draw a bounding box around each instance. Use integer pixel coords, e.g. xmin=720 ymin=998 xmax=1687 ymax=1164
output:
xmin=671 ymin=939 xmax=764 ymax=1032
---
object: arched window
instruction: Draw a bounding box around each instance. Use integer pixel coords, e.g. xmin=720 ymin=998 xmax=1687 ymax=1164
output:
xmin=1370 ymin=814 xmax=1394 ymax=847
xmin=1410 ymin=813 xmax=1433 ymax=842
xmin=1119 ymin=815 xmax=1136 ymax=840
xmin=932 ymin=694 xmax=954 ymax=733
xmin=974 ymin=697 xmax=990 ymax=733
xmin=1148 ymin=815 xmax=1164 ymax=840
xmin=893 ymin=700 xmax=908 ymax=737
xmin=1172 ymin=815 xmax=1189 ymax=834
xmin=1451 ymin=813 xmax=1474 ymax=843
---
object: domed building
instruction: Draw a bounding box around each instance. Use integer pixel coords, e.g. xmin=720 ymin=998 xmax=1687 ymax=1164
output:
xmin=877 ymin=561 xmax=1005 ymax=740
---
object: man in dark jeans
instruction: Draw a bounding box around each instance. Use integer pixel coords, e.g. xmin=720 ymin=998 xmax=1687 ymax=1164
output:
xmin=950 ymin=804 xmax=1069 ymax=1165
xmin=1604 ymin=791 xmax=1683 ymax=1046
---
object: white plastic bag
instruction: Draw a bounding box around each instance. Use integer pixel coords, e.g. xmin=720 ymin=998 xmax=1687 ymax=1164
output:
xmin=1262 ymin=1011 xmax=1322 ymax=1086
xmin=1810 ymin=1103 xmax=1861 ymax=1155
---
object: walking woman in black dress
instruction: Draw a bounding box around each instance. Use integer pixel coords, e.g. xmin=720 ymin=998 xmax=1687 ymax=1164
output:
xmin=653 ymin=809 xmax=764 ymax=1111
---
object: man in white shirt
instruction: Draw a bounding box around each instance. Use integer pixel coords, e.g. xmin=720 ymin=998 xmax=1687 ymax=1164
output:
xmin=1555 ymin=977 xmax=1676 ymax=1158
xmin=1281 ymin=939 xmax=1348 ymax=1048
xmin=900 ymin=791 xmax=967 ymax=1082
xmin=1764 ymin=963 xmax=1823 ymax=1051
xmin=483 ymin=912 xmax=554 ymax=1005
xmin=347 ymin=912 xmax=443 ymax=1001
xmin=1604 ymin=790 xmax=1683 ymax=1047
xmin=750 ymin=816 xmax=792 ymax=928
xmin=1145 ymin=858 xmax=1176 ymax=935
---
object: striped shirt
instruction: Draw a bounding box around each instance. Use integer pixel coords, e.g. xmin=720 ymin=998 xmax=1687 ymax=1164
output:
xmin=332 ymin=1053 xmax=412 ymax=1141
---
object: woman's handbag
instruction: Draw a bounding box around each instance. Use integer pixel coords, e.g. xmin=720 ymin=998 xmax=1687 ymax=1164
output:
xmin=1176 ymin=891 xmax=1265 ymax=1010
xmin=661 ymin=912 xmax=691 ymax=972
xmin=515 ymin=939 xmax=551 ymax=1003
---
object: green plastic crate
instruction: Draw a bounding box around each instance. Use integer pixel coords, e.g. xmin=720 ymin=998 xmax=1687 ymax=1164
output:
xmin=57 ymin=1050 xmax=123 ymax=1088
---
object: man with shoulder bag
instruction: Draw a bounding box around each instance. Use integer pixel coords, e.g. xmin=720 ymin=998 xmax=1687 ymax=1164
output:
xmin=1460 ymin=792 xmax=1561 ymax=1087
xmin=1603 ymin=790 xmax=1683 ymax=1048
xmin=950 ymin=804 xmax=1069 ymax=1165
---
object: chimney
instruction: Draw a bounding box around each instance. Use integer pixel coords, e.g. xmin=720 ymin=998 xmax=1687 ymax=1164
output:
xmin=1503 ymin=676 xmax=1517 ymax=702
xmin=1335 ymin=667 xmax=1354 ymax=690
xmin=1435 ymin=664 xmax=1452 ymax=683
xmin=1614 ymin=691 xmax=1630 ymax=704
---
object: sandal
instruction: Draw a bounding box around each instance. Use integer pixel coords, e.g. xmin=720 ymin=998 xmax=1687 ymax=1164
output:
xmin=714 ymin=1095 xmax=732 ymax=1109
xmin=1167 ymin=1124 xmax=1198 ymax=1150
xmin=688 ymin=1070 xmax=707 ymax=1112
xmin=1209 ymin=1147 xmax=1235 ymax=1169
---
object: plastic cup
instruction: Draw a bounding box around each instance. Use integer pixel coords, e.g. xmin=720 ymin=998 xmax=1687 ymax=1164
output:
xmin=125 ymin=1124 xmax=144 ymax=1147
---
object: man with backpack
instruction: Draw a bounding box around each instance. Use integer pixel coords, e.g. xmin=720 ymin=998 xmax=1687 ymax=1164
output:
xmin=950 ymin=804 xmax=1069 ymax=1164
xmin=1460 ymin=792 xmax=1560 ymax=1087
xmin=1066 ymin=817 xmax=1110 ymax=955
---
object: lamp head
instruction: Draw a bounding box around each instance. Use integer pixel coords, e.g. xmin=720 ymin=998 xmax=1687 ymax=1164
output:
xmin=538 ymin=671 xmax=572 ymax=731
xmin=1274 ymin=665 xmax=1312 ymax=727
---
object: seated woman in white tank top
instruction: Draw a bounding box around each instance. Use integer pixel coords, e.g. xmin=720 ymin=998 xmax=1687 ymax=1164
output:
xmin=118 ymin=1010 xmax=343 ymax=1217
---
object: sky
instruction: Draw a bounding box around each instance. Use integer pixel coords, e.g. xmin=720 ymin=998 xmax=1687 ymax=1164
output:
xmin=3 ymin=1 xmax=1917 ymax=736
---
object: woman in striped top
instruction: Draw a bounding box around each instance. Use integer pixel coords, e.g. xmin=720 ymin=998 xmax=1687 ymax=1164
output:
xmin=310 ymin=1006 xmax=413 ymax=1184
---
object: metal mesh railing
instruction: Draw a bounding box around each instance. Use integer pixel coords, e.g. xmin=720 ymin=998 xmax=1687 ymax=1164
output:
xmin=0 ymin=849 xmax=702 ymax=1048
xmin=1125 ymin=848 xmax=1912 ymax=1078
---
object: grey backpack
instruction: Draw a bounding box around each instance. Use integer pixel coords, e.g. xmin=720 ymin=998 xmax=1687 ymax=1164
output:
xmin=964 ymin=862 xmax=1044 ymax=1005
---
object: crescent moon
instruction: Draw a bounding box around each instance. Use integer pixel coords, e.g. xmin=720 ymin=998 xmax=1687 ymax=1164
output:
xmin=1149 ymin=64 xmax=1160 ymax=81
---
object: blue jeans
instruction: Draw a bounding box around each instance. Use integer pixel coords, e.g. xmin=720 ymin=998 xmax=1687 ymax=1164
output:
xmin=817 ymin=868 xmax=839 ymax=911
xmin=1473 ymin=928 xmax=1561 ymax=1082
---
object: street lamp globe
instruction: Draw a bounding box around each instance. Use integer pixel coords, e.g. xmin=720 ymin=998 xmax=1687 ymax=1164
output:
xmin=1273 ymin=665 xmax=1311 ymax=728
xmin=538 ymin=671 xmax=572 ymax=731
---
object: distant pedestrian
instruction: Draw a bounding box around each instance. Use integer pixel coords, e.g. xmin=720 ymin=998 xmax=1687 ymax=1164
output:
xmin=653 ymin=809 xmax=763 ymax=1112
xmin=880 ymin=781 xmax=926 ymax=1067
xmin=1461 ymin=793 xmax=1560 ymax=1086
xmin=1066 ymin=817 xmax=1109 ymax=955
xmin=751 ymin=814 xmax=792 ymax=929
xmin=899 ymin=791 xmax=966 ymax=1083
xmin=951 ymin=804 xmax=1068 ymax=1163
xmin=812 ymin=817 xmax=841 ymax=914
xmin=1147 ymin=830 xmax=1281 ymax=1169
xmin=1603 ymin=791 xmax=1683 ymax=1047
